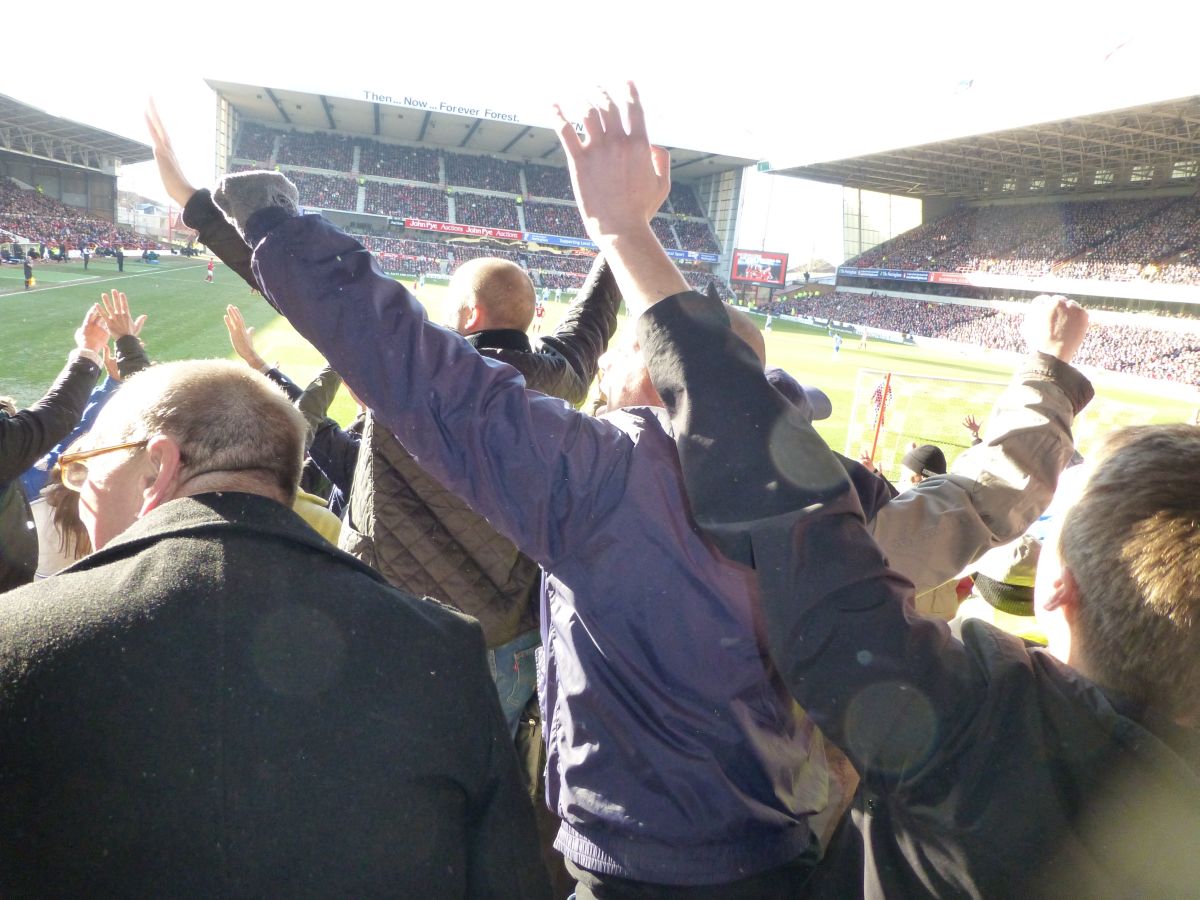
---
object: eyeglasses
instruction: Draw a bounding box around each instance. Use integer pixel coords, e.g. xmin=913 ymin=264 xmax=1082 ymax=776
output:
xmin=58 ymin=439 xmax=149 ymax=492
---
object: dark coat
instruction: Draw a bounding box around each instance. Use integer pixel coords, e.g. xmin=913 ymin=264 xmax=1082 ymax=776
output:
xmin=0 ymin=353 xmax=99 ymax=592
xmin=0 ymin=492 xmax=550 ymax=898
xmin=638 ymin=288 xmax=1200 ymax=899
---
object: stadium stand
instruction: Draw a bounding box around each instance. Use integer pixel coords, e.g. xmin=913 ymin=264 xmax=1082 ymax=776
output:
xmin=772 ymin=291 xmax=1200 ymax=385
xmin=846 ymin=196 xmax=1200 ymax=284
xmin=0 ymin=179 xmax=146 ymax=250
xmin=362 ymin=182 xmax=449 ymax=220
xmin=276 ymin=130 xmax=355 ymax=172
xmin=233 ymin=122 xmax=277 ymax=164
xmin=524 ymin=202 xmax=589 ymax=239
xmin=669 ymin=183 xmax=704 ymax=217
xmin=454 ymin=192 xmax=520 ymax=230
xmin=445 ymin=154 xmax=522 ymax=193
xmin=673 ymin=220 xmax=719 ymax=254
xmin=523 ymin=163 xmax=574 ymax=200
xmin=357 ymin=139 xmax=441 ymax=183
xmin=288 ymin=172 xmax=358 ymax=212
xmin=651 ymin=217 xmax=679 ymax=249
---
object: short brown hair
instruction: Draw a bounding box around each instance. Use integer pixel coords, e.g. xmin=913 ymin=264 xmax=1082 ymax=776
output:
xmin=1059 ymin=425 xmax=1200 ymax=719
xmin=94 ymin=360 xmax=305 ymax=502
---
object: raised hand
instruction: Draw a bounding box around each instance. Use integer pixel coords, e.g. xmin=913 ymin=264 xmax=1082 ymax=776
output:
xmin=962 ymin=414 xmax=981 ymax=438
xmin=74 ymin=304 xmax=109 ymax=355
xmin=100 ymin=345 xmax=122 ymax=382
xmin=858 ymin=450 xmax=877 ymax=473
xmin=553 ymin=82 xmax=672 ymax=240
xmin=145 ymin=98 xmax=199 ymax=208
xmin=1022 ymin=294 xmax=1089 ymax=364
xmin=99 ymin=291 xmax=147 ymax=339
xmin=224 ymin=304 xmax=266 ymax=370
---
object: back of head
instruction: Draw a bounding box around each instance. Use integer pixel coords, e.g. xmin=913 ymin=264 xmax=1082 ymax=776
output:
xmin=93 ymin=359 xmax=305 ymax=502
xmin=445 ymin=258 xmax=535 ymax=334
xmin=1060 ymin=424 xmax=1200 ymax=720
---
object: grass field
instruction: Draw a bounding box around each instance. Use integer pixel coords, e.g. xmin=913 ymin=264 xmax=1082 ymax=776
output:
xmin=3 ymin=256 xmax=1196 ymax=481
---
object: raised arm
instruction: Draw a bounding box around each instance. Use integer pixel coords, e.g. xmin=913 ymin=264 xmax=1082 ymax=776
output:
xmin=0 ymin=306 xmax=104 ymax=483
xmin=870 ymin=296 xmax=1092 ymax=593
xmin=638 ymin=288 xmax=982 ymax=784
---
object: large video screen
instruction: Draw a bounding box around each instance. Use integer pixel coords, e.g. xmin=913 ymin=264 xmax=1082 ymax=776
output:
xmin=730 ymin=249 xmax=788 ymax=286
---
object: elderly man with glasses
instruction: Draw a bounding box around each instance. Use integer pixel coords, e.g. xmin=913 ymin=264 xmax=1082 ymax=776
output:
xmin=0 ymin=359 xmax=550 ymax=898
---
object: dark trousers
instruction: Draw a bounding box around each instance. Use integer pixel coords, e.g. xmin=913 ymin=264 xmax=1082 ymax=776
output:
xmin=566 ymin=847 xmax=818 ymax=900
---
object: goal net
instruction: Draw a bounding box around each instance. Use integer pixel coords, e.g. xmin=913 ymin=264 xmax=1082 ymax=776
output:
xmin=845 ymin=369 xmax=1006 ymax=482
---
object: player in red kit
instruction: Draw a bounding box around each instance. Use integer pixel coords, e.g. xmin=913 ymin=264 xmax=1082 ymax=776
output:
xmin=205 ymin=257 xmax=215 ymax=283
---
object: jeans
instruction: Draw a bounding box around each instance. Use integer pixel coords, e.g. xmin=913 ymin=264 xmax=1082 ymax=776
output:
xmin=488 ymin=628 xmax=540 ymax=738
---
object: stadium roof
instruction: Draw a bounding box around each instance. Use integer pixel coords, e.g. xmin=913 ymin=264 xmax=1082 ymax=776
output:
xmin=772 ymin=95 xmax=1200 ymax=200
xmin=207 ymin=80 xmax=756 ymax=179
xmin=0 ymin=94 xmax=152 ymax=167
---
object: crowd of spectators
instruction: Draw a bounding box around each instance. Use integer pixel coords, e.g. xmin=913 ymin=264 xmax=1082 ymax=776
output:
xmin=847 ymin=197 xmax=1200 ymax=285
xmin=444 ymin=154 xmax=522 ymax=193
xmin=536 ymin=271 xmax=585 ymax=290
xmin=0 ymin=180 xmax=143 ymax=251
xmin=232 ymin=122 xmax=277 ymax=164
xmin=526 ymin=251 xmax=594 ymax=275
xmin=357 ymin=140 xmax=441 ymax=183
xmin=523 ymin=163 xmax=574 ymax=200
xmin=362 ymin=182 xmax=448 ymax=220
xmin=651 ymin=217 xmax=679 ymax=249
xmin=523 ymin=202 xmax=589 ymax=239
xmin=453 ymin=192 xmax=520 ymax=230
xmin=276 ymin=130 xmax=355 ymax=172
xmin=668 ymin=183 xmax=704 ymax=217
xmin=287 ymin=171 xmax=358 ymax=212
xmin=777 ymin=290 xmax=1200 ymax=385
xmin=674 ymin=220 xmax=720 ymax=254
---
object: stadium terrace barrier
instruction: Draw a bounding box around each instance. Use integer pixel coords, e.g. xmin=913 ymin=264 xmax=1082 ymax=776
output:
xmin=838 ymin=266 xmax=1200 ymax=305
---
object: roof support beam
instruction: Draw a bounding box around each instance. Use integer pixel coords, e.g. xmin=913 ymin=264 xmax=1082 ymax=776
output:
xmin=459 ymin=118 xmax=482 ymax=148
xmin=417 ymin=111 xmax=432 ymax=142
xmin=320 ymin=95 xmax=337 ymax=130
xmin=265 ymin=88 xmax=291 ymax=125
xmin=501 ymin=126 xmax=532 ymax=154
xmin=373 ymin=103 xmax=381 ymax=136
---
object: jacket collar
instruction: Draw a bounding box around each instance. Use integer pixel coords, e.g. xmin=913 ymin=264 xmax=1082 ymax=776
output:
xmin=62 ymin=492 xmax=384 ymax=584
xmin=465 ymin=328 xmax=532 ymax=354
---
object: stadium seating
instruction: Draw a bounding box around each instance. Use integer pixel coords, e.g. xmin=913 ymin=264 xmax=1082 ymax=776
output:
xmin=770 ymin=291 xmax=1200 ymax=385
xmin=669 ymin=183 xmax=704 ymax=217
xmin=523 ymin=164 xmax=574 ymax=201
xmin=847 ymin=197 xmax=1200 ymax=284
xmin=454 ymin=193 xmax=520 ymax=230
xmin=363 ymin=183 xmax=449 ymax=220
xmin=287 ymin=171 xmax=358 ymax=212
xmin=674 ymin=220 xmax=719 ymax=254
xmin=358 ymin=139 xmax=441 ymax=183
xmin=233 ymin=122 xmax=277 ymax=164
xmin=524 ymin=202 xmax=589 ymax=239
xmin=276 ymin=130 xmax=355 ymax=172
xmin=444 ymin=154 xmax=522 ymax=193
xmin=0 ymin=179 xmax=146 ymax=250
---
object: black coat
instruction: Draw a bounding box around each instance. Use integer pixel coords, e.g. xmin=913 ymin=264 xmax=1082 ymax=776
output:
xmin=0 ymin=353 xmax=99 ymax=592
xmin=0 ymin=492 xmax=550 ymax=898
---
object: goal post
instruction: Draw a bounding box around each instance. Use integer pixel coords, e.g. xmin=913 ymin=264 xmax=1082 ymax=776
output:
xmin=845 ymin=368 xmax=1008 ymax=482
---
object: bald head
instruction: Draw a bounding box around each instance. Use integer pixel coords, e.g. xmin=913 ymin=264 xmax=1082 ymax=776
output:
xmin=727 ymin=306 xmax=767 ymax=366
xmin=445 ymin=258 xmax=536 ymax=335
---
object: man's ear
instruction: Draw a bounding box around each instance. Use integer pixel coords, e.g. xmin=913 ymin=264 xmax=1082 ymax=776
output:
xmin=140 ymin=434 xmax=183 ymax=517
xmin=462 ymin=304 xmax=483 ymax=333
xmin=1043 ymin=564 xmax=1081 ymax=618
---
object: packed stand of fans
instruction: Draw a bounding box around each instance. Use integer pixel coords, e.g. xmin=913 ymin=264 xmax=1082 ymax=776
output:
xmin=276 ymin=130 xmax=355 ymax=172
xmin=0 ymin=180 xmax=143 ymax=251
xmin=847 ymin=196 xmax=1200 ymax=284
xmin=287 ymin=172 xmax=358 ymax=212
xmin=523 ymin=163 xmax=574 ymax=200
xmin=526 ymin=251 xmax=595 ymax=275
xmin=673 ymin=220 xmax=720 ymax=254
xmin=232 ymin=122 xmax=277 ymax=164
xmin=536 ymin=271 xmax=586 ymax=290
xmin=523 ymin=202 xmax=589 ymax=239
xmin=668 ymin=182 xmax=704 ymax=217
xmin=362 ymin=182 xmax=448 ymax=220
xmin=453 ymin=193 xmax=520 ymax=230
xmin=357 ymin=139 xmax=441 ymax=183
xmin=650 ymin=217 xmax=679 ymax=249
xmin=786 ymin=291 xmax=1200 ymax=384
xmin=444 ymin=153 xmax=522 ymax=193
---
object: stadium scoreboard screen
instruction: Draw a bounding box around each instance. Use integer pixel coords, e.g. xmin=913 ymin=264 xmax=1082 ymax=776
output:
xmin=730 ymin=249 xmax=788 ymax=286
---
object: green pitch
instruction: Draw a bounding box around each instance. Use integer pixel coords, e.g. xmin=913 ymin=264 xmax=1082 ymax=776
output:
xmin=2 ymin=257 xmax=1194 ymax=463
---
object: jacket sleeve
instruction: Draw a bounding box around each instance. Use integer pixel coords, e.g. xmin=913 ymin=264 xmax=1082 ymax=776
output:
xmin=181 ymin=188 xmax=261 ymax=292
xmin=869 ymin=353 xmax=1093 ymax=593
xmin=113 ymin=334 xmax=151 ymax=380
xmin=639 ymin=289 xmax=984 ymax=786
xmin=0 ymin=354 xmax=100 ymax=483
xmin=533 ymin=255 xmax=622 ymax=407
xmin=248 ymin=212 xmax=632 ymax=567
xmin=296 ymin=366 xmax=342 ymax=438
xmin=263 ymin=367 xmax=304 ymax=403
